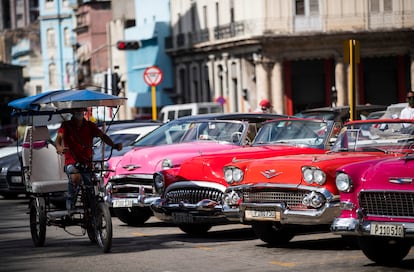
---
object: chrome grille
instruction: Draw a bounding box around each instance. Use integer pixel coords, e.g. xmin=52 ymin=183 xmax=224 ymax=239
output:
xmin=166 ymin=187 xmax=223 ymax=204
xmin=242 ymin=190 xmax=308 ymax=209
xmin=359 ymin=191 xmax=414 ymax=217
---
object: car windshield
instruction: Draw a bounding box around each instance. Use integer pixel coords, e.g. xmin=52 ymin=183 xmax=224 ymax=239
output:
xmin=253 ymin=119 xmax=340 ymax=148
xmin=331 ymin=120 xmax=414 ymax=153
xmin=180 ymin=121 xmax=246 ymax=143
xmin=133 ymin=119 xmax=247 ymax=146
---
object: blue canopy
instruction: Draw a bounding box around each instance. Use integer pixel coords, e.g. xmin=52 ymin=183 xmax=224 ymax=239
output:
xmin=8 ymin=89 xmax=126 ymax=113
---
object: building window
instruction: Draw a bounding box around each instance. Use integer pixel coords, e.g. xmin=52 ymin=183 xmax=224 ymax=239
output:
xmin=295 ymin=0 xmax=319 ymax=16
xmin=295 ymin=0 xmax=305 ymax=15
xmin=215 ymin=2 xmax=220 ymax=27
xmin=370 ymin=0 xmax=392 ymax=13
xmin=384 ymin=0 xmax=392 ymax=12
xmin=309 ymin=0 xmax=319 ymax=15
xmin=64 ymin=27 xmax=71 ymax=46
xmin=48 ymin=63 xmax=57 ymax=86
xmin=370 ymin=0 xmax=380 ymax=12
xmin=230 ymin=0 xmax=235 ymax=22
xmin=45 ymin=0 xmax=54 ymax=8
xmin=191 ymin=3 xmax=196 ymax=30
xmin=177 ymin=13 xmax=182 ymax=33
xmin=203 ymin=5 xmax=208 ymax=28
xmin=47 ymin=28 xmax=55 ymax=47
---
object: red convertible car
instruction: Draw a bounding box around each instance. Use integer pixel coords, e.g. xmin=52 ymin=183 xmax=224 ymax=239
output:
xmin=331 ymin=154 xmax=414 ymax=265
xmin=151 ymin=118 xmax=342 ymax=234
xmin=222 ymin=119 xmax=414 ymax=245
xmin=105 ymin=113 xmax=283 ymax=225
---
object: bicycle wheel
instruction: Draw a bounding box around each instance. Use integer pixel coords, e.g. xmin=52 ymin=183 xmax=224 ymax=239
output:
xmin=95 ymin=202 xmax=112 ymax=253
xmin=29 ymin=197 xmax=47 ymax=247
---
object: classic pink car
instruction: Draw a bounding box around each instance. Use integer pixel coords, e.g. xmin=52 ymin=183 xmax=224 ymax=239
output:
xmin=222 ymin=119 xmax=414 ymax=245
xmin=151 ymin=118 xmax=342 ymax=234
xmin=105 ymin=113 xmax=283 ymax=226
xmin=331 ymin=154 xmax=414 ymax=265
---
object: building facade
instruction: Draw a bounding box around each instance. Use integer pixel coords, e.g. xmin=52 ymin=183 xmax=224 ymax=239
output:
xmin=39 ymin=0 xmax=77 ymax=90
xmin=74 ymin=0 xmax=112 ymax=89
xmin=167 ymin=0 xmax=414 ymax=115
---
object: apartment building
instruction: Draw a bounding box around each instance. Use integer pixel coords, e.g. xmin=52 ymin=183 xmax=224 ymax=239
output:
xmin=167 ymin=0 xmax=414 ymax=115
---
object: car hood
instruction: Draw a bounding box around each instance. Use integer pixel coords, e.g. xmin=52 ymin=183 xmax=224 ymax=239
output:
xmin=113 ymin=141 xmax=241 ymax=175
xmin=0 ymin=146 xmax=21 ymax=158
xmin=176 ymin=145 xmax=326 ymax=187
xmin=356 ymin=155 xmax=414 ymax=191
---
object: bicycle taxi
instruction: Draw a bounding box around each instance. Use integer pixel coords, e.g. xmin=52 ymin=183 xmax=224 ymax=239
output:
xmin=8 ymin=89 xmax=126 ymax=253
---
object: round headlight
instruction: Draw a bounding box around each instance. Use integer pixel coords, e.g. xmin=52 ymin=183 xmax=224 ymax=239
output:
xmin=302 ymin=167 xmax=313 ymax=183
xmin=232 ymin=168 xmax=244 ymax=182
xmin=162 ymin=158 xmax=173 ymax=169
xmin=224 ymin=168 xmax=234 ymax=183
xmin=313 ymin=169 xmax=326 ymax=185
xmin=336 ymin=172 xmax=352 ymax=192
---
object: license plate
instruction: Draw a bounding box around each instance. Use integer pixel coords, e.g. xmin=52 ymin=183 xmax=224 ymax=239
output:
xmin=172 ymin=212 xmax=194 ymax=224
xmin=245 ymin=210 xmax=280 ymax=221
xmin=112 ymin=199 xmax=133 ymax=208
xmin=370 ymin=223 xmax=404 ymax=237
xmin=11 ymin=176 xmax=22 ymax=184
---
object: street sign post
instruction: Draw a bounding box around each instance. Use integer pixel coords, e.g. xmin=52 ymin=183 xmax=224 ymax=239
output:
xmin=143 ymin=66 xmax=163 ymax=120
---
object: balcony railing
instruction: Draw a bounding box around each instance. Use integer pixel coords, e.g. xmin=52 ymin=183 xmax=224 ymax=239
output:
xmin=214 ymin=22 xmax=245 ymax=40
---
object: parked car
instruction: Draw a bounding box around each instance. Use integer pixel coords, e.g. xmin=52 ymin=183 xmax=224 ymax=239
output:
xmin=221 ymin=118 xmax=414 ymax=246
xmin=0 ymin=151 xmax=24 ymax=198
xmin=151 ymin=118 xmax=342 ymax=235
xmin=104 ymin=113 xmax=285 ymax=226
xmin=93 ymin=122 xmax=161 ymax=160
xmin=331 ymin=154 xmax=414 ymax=265
xmin=158 ymin=102 xmax=223 ymax=122
xmin=294 ymin=104 xmax=387 ymax=122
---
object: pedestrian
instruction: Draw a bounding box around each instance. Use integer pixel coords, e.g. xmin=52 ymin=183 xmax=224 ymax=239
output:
xmin=55 ymin=108 xmax=122 ymax=211
xmin=400 ymin=91 xmax=414 ymax=119
xmin=256 ymin=99 xmax=273 ymax=113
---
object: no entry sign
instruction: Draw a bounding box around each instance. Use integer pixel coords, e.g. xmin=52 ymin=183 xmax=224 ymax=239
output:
xmin=143 ymin=66 xmax=163 ymax=86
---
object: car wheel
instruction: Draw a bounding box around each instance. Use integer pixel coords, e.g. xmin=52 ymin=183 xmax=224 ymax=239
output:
xmin=114 ymin=207 xmax=152 ymax=226
xmin=358 ymin=236 xmax=412 ymax=265
xmin=251 ymin=222 xmax=294 ymax=245
xmin=178 ymin=224 xmax=212 ymax=235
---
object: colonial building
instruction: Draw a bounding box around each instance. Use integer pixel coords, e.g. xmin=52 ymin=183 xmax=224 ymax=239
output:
xmin=167 ymin=0 xmax=414 ymax=115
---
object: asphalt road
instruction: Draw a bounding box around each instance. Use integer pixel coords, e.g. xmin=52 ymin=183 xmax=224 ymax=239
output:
xmin=1 ymin=196 xmax=414 ymax=272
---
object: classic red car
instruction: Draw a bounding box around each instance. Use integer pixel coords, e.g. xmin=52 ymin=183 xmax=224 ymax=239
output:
xmin=222 ymin=119 xmax=414 ymax=245
xmin=151 ymin=118 xmax=342 ymax=234
xmin=331 ymin=154 xmax=414 ymax=265
xmin=105 ymin=113 xmax=283 ymax=226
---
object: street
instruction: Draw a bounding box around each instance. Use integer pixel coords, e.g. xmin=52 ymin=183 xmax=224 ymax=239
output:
xmin=1 ymin=196 xmax=414 ymax=272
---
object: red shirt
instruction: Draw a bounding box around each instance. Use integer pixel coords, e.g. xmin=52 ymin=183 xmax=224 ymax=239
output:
xmin=58 ymin=119 xmax=101 ymax=166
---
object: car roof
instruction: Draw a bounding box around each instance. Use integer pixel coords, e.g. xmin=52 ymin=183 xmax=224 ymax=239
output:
xmin=295 ymin=104 xmax=387 ymax=122
xmin=172 ymin=112 xmax=287 ymax=122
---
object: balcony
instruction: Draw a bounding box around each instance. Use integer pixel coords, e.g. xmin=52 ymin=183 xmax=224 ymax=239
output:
xmin=214 ymin=22 xmax=245 ymax=40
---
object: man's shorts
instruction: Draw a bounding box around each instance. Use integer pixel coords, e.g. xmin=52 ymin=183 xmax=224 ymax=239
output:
xmin=65 ymin=164 xmax=80 ymax=174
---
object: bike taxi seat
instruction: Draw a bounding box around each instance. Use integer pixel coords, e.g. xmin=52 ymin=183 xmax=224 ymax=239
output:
xmin=22 ymin=126 xmax=68 ymax=194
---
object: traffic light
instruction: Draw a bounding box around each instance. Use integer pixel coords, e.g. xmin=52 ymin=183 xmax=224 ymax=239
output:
xmin=116 ymin=40 xmax=141 ymax=50
xmin=111 ymin=72 xmax=121 ymax=96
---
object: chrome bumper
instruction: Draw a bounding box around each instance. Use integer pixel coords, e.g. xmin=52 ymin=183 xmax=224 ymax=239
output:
xmin=105 ymin=183 xmax=159 ymax=208
xmin=331 ymin=217 xmax=414 ymax=238
xmin=151 ymin=198 xmax=229 ymax=224
xmin=223 ymin=201 xmax=341 ymax=225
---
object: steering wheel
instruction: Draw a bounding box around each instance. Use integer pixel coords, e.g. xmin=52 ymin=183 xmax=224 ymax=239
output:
xmin=230 ymin=132 xmax=243 ymax=143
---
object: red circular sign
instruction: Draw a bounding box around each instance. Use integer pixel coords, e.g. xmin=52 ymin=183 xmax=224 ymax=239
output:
xmin=143 ymin=66 xmax=163 ymax=86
